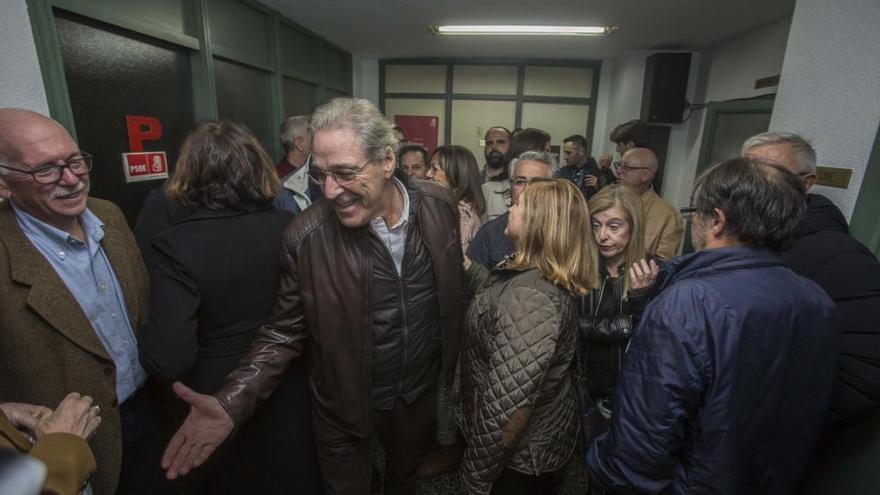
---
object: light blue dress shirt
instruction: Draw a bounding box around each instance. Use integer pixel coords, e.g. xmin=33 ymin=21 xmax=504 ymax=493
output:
xmin=369 ymin=178 xmax=410 ymax=274
xmin=13 ymin=204 xmax=146 ymax=403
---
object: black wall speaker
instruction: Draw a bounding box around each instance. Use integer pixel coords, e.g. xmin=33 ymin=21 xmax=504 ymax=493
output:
xmin=641 ymin=52 xmax=692 ymax=124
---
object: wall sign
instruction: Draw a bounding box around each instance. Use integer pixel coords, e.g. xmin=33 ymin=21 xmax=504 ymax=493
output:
xmin=123 ymin=151 xmax=168 ymax=182
xmin=123 ymin=115 xmax=168 ymax=183
xmin=394 ymin=115 xmax=439 ymax=155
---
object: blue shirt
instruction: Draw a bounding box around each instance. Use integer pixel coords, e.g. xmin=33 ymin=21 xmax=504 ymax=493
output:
xmin=13 ymin=204 xmax=146 ymax=402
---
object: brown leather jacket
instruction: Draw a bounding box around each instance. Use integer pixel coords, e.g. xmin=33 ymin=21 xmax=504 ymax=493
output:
xmin=216 ymin=176 xmax=463 ymax=437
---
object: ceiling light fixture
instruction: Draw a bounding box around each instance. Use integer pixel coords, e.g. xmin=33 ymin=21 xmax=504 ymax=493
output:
xmin=429 ymin=25 xmax=616 ymax=36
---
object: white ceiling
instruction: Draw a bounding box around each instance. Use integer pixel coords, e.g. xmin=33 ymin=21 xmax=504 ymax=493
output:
xmin=259 ymin=0 xmax=795 ymax=60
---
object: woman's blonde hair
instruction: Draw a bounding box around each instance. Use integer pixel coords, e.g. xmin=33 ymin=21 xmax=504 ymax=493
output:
xmin=587 ymin=184 xmax=647 ymax=297
xmin=508 ymin=179 xmax=598 ymax=295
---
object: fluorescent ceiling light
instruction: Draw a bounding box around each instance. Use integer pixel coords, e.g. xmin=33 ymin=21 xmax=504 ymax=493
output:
xmin=430 ymin=25 xmax=616 ymax=36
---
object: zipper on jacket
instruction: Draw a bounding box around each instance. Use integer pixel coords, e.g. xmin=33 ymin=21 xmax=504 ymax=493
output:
xmin=397 ymin=238 xmax=411 ymax=396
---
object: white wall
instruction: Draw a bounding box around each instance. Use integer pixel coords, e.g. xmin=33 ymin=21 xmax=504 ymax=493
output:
xmin=770 ymin=0 xmax=880 ymax=220
xmin=352 ymin=56 xmax=380 ymax=106
xmin=703 ymin=17 xmax=790 ymax=102
xmin=593 ymin=17 xmax=792 ymax=209
xmin=0 ymin=0 xmax=48 ymax=113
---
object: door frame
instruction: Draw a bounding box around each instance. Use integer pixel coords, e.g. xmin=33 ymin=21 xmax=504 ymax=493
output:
xmin=850 ymin=123 xmax=880 ymax=255
xmin=695 ymin=95 xmax=776 ymax=177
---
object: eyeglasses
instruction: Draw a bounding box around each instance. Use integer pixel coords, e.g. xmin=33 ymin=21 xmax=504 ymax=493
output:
xmin=613 ymin=161 xmax=652 ymax=173
xmin=0 ymin=153 xmax=93 ymax=185
xmin=308 ymin=157 xmax=375 ymax=186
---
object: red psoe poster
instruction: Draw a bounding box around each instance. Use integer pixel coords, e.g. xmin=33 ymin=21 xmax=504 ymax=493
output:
xmin=122 ymin=151 xmax=168 ymax=183
xmin=394 ymin=115 xmax=439 ymax=155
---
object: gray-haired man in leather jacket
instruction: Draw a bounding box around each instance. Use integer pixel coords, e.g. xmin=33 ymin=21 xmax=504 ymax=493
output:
xmin=158 ymin=98 xmax=463 ymax=495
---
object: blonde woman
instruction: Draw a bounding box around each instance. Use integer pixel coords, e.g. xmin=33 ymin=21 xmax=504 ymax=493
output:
xmin=577 ymin=184 xmax=659 ymax=453
xmin=458 ymin=179 xmax=597 ymax=495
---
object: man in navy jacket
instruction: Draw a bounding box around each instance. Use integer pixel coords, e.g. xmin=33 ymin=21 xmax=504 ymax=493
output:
xmin=587 ymin=158 xmax=840 ymax=494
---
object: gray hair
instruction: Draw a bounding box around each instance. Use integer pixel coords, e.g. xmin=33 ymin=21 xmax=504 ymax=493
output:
xmin=309 ymin=98 xmax=398 ymax=161
xmin=741 ymin=132 xmax=817 ymax=174
xmin=509 ymin=150 xmax=558 ymax=178
xmin=280 ymin=115 xmax=309 ymax=153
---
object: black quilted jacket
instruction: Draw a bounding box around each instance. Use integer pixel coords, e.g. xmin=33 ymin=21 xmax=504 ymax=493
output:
xmin=455 ymin=262 xmax=578 ymax=494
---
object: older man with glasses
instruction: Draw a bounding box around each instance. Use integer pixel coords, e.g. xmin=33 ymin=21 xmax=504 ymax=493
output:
xmin=614 ymin=147 xmax=683 ymax=260
xmin=159 ymin=98 xmax=464 ymax=495
xmin=466 ymin=151 xmax=557 ymax=269
xmin=0 ymin=108 xmax=161 ymax=495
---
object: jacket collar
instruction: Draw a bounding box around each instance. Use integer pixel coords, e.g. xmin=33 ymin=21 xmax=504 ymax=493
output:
xmin=657 ymin=245 xmax=784 ymax=292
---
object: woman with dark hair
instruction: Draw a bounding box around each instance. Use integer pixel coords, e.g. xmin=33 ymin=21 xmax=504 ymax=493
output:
xmin=426 ymin=145 xmax=486 ymax=253
xmin=576 ymin=184 xmax=658 ymax=474
xmin=458 ymin=179 xmax=598 ymax=494
xmin=138 ymin=121 xmax=321 ymax=494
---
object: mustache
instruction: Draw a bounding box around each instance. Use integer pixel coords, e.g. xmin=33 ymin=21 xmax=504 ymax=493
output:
xmin=50 ymin=180 xmax=87 ymax=198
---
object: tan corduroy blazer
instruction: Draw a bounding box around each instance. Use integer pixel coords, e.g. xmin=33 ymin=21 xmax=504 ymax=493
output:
xmin=0 ymin=197 xmax=149 ymax=495
xmin=640 ymin=186 xmax=684 ymax=261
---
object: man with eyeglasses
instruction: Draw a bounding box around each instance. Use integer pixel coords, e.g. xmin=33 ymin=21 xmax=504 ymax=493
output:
xmin=467 ymin=151 xmax=556 ymax=269
xmin=615 ymin=147 xmax=683 ymax=260
xmin=159 ymin=98 xmax=463 ymax=495
xmin=0 ymin=109 xmax=160 ymax=495
xmin=743 ymin=132 xmax=880 ymax=483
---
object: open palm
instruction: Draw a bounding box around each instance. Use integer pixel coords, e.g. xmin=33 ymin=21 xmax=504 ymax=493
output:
xmin=161 ymin=381 xmax=234 ymax=479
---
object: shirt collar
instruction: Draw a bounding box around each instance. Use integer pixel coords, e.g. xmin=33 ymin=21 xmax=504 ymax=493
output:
xmin=370 ymin=178 xmax=410 ymax=231
xmin=11 ymin=203 xmax=104 ymax=258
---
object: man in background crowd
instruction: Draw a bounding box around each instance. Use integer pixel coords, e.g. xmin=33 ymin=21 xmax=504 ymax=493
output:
xmin=615 ymin=147 xmax=683 ymax=260
xmin=467 ymin=151 xmax=556 ymax=268
xmin=276 ymin=115 xmax=320 ymax=214
xmin=558 ymin=134 xmax=613 ymax=199
xmin=481 ymin=126 xmax=516 ymax=221
xmin=398 ymin=144 xmax=429 ymax=180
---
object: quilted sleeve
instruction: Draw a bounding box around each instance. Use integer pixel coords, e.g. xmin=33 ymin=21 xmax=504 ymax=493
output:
xmin=461 ymin=284 xmax=561 ymax=495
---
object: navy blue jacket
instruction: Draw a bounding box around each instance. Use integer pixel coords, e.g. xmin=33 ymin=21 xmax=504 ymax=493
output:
xmin=466 ymin=212 xmax=514 ymax=269
xmin=557 ymin=157 xmax=615 ymax=199
xmin=587 ymin=245 xmax=840 ymax=494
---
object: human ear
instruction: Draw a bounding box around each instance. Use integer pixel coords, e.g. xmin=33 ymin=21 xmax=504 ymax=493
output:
xmin=710 ymin=207 xmax=727 ymax=237
xmin=803 ymin=173 xmax=817 ymax=191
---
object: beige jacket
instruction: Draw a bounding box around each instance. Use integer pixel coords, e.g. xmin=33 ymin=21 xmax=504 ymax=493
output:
xmin=1 ymin=414 xmax=97 ymax=495
xmin=640 ymin=186 xmax=684 ymax=260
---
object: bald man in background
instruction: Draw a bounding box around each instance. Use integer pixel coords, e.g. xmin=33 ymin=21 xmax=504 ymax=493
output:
xmin=615 ymin=148 xmax=683 ymax=260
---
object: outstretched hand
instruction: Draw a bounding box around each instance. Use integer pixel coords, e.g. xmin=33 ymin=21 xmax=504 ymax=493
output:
xmin=161 ymin=382 xmax=234 ymax=479
xmin=629 ymin=258 xmax=659 ymax=296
